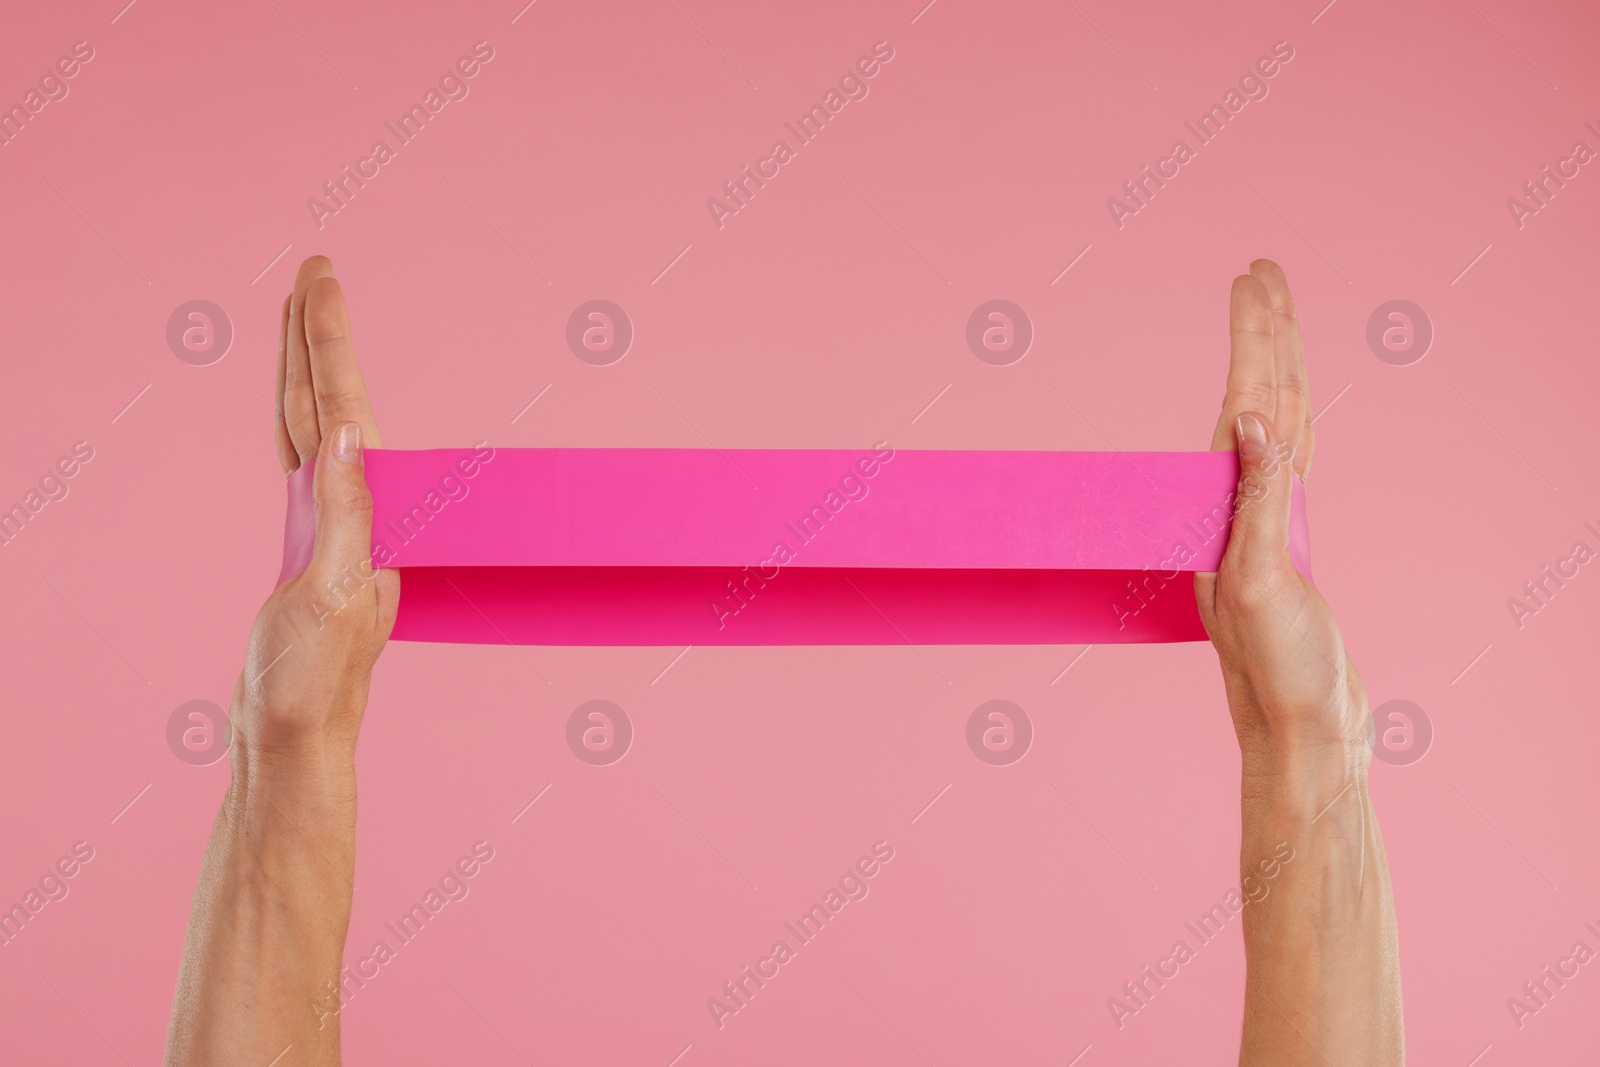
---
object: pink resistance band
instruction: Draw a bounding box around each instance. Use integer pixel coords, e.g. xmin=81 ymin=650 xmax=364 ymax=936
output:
xmin=279 ymin=446 xmax=1310 ymax=646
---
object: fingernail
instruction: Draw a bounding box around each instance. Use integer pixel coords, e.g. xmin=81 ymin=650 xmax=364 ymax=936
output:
xmin=1235 ymin=413 xmax=1268 ymax=459
xmin=333 ymin=422 xmax=362 ymax=465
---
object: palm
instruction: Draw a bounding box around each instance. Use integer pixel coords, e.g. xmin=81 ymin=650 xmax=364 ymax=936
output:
xmin=230 ymin=256 xmax=398 ymax=757
xmin=1194 ymin=260 xmax=1368 ymax=752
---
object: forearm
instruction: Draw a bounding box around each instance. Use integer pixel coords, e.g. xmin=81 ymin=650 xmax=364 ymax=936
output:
xmin=166 ymin=734 xmax=358 ymax=1067
xmin=1237 ymin=739 xmax=1403 ymax=1066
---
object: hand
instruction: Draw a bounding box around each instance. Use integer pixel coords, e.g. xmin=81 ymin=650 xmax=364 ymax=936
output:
xmin=1198 ymin=262 xmax=1403 ymax=1066
xmin=235 ymin=255 xmax=398 ymax=764
xmin=1195 ymin=259 xmax=1369 ymax=766
xmin=166 ymin=257 xmax=397 ymax=1067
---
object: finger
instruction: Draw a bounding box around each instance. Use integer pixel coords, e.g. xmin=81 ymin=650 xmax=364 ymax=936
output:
xmin=1248 ymin=259 xmax=1313 ymax=477
xmin=273 ymin=294 xmax=297 ymax=475
xmin=1198 ymin=273 xmax=1277 ymax=617
xmin=1297 ymin=417 xmax=1317 ymax=480
xmin=304 ymin=277 xmax=383 ymax=448
xmin=1210 ymin=275 xmax=1277 ymax=452
xmin=284 ymin=256 xmax=334 ymax=464
xmin=306 ymin=422 xmax=374 ymax=596
xmin=1220 ymin=412 xmax=1295 ymax=583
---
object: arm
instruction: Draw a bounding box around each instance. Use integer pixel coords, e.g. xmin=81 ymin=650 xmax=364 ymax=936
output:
xmin=1199 ymin=261 xmax=1404 ymax=1065
xmin=165 ymin=257 xmax=396 ymax=1067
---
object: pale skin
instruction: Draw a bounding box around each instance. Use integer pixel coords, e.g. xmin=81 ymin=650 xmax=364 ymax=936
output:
xmin=1202 ymin=260 xmax=1403 ymax=1065
xmin=164 ymin=256 xmax=395 ymax=1067
xmin=164 ymin=257 xmax=1401 ymax=1065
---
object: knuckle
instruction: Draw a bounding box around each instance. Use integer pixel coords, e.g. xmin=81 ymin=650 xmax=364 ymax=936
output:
xmin=316 ymin=388 xmax=369 ymax=416
xmin=1216 ymin=568 xmax=1283 ymax=619
xmin=343 ymin=483 xmax=374 ymax=516
xmin=312 ymin=480 xmax=374 ymax=532
xmin=307 ymin=323 xmax=352 ymax=348
xmin=1225 ymin=385 xmax=1276 ymax=414
xmin=278 ymin=582 xmax=315 ymax=621
xmin=296 ymin=565 xmax=376 ymax=635
xmin=1213 ymin=578 xmax=1258 ymax=620
xmin=1276 ymin=369 xmax=1307 ymax=394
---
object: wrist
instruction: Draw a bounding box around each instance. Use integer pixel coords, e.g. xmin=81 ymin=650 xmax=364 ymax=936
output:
xmin=1238 ymin=730 xmax=1369 ymax=839
xmin=229 ymin=680 xmax=360 ymax=772
xmin=227 ymin=723 xmax=358 ymax=831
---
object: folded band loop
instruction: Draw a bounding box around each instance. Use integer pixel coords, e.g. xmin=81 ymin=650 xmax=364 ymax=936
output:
xmin=281 ymin=447 xmax=1310 ymax=646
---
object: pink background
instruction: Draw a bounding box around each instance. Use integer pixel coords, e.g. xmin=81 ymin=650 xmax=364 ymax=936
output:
xmin=2 ymin=0 xmax=1598 ymax=1064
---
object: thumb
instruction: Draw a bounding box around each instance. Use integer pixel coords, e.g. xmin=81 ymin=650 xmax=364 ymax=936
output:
xmin=307 ymin=422 xmax=374 ymax=591
xmin=1220 ymin=412 xmax=1295 ymax=584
